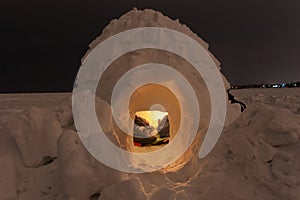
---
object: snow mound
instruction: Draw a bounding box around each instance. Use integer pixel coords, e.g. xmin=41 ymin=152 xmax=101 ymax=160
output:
xmin=5 ymin=106 xmax=63 ymax=167
xmin=0 ymin=92 xmax=299 ymax=199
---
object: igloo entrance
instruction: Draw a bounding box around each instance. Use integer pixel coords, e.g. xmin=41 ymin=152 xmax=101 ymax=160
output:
xmin=133 ymin=110 xmax=170 ymax=147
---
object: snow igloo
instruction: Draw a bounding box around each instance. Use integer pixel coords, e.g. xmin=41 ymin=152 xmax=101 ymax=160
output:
xmin=73 ymin=8 xmax=240 ymax=173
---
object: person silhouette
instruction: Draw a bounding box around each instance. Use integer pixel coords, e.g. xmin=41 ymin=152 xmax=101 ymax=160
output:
xmin=226 ymin=89 xmax=247 ymax=112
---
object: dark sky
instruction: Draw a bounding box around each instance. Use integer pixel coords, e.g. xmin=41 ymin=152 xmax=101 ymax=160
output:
xmin=1 ymin=0 xmax=300 ymax=92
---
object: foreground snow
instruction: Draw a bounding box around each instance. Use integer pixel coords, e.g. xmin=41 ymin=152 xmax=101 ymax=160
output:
xmin=0 ymin=88 xmax=299 ymax=200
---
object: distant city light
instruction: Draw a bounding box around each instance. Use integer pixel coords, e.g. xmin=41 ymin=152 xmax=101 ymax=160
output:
xmin=231 ymin=81 xmax=300 ymax=89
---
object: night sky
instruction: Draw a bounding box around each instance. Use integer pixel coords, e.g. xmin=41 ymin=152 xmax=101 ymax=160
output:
xmin=1 ymin=0 xmax=300 ymax=93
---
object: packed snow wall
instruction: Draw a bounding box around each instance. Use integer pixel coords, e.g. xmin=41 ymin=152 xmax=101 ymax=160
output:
xmin=75 ymin=8 xmax=241 ymax=171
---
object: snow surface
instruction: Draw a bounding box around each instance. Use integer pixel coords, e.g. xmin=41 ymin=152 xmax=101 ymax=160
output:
xmin=0 ymin=88 xmax=299 ymax=200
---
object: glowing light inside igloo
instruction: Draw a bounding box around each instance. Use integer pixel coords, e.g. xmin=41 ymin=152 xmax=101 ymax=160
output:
xmin=133 ymin=111 xmax=170 ymax=146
